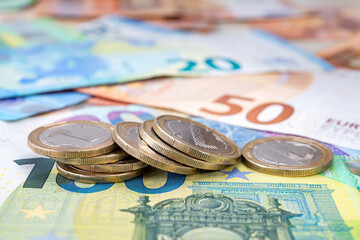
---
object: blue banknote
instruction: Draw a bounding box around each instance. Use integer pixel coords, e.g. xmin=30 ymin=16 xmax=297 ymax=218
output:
xmin=0 ymin=91 xmax=89 ymax=121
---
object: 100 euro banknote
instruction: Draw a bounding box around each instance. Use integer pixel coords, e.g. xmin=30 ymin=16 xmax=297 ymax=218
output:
xmin=0 ymin=104 xmax=359 ymax=239
xmin=79 ymin=68 xmax=360 ymax=150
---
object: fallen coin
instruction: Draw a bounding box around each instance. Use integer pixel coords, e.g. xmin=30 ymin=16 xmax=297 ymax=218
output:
xmin=242 ymin=136 xmax=333 ymax=177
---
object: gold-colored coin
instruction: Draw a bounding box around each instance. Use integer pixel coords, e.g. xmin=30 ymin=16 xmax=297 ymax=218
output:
xmin=140 ymin=120 xmax=224 ymax=170
xmin=113 ymin=122 xmax=197 ymax=175
xmin=52 ymin=149 xmax=129 ymax=165
xmin=242 ymin=136 xmax=333 ymax=177
xmin=153 ymin=115 xmax=241 ymax=165
xmin=28 ymin=120 xmax=117 ymax=158
xmin=56 ymin=162 xmax=146 ymax=183
xmin=74 ymin=158 xmax=148 ymax=173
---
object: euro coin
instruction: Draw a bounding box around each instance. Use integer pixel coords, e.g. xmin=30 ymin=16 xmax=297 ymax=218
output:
xmin=140 ymin=120 xmax=224 ymax=170
xmin=242 ymin=136 xmax=333 ymax=177
xmin=52 ymin=149 xmax=129 ymax=165
xmin=113 ymin=122 xmax=197 ymax=175
xmin=74 ymin=158 xmax=148 ymax=173
xmin=154 ymin=115 xmax=241 ymax=165
xmin=28 ymin=120 xmax=117 ymax=158
xmin=56 ymin=162 xmax=146 ymax=183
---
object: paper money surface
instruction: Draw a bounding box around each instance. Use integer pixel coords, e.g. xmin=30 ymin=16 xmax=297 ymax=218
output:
xmin=0 ymin=105 xmax=359 ymax=240
xmin=0 ymin=17 xmax=331 ymax=99
xmin=0 ymin=18 xmax=83 ymax=48
xmin=0 ymin=92 xmax=89 ymax=121
xmin=249 ymin=9 xmax=360 ymax=40
xmin=79 ymin=69 xmax=360 ymax=150
xmin=319 ymin=33 xmax=360 ymax=70
xmin=79 ymin=16 xmax=332 ymax=73
xmin=38 ymin=0 xmax=300 ymax=20
xmin=38 ymin=0 xmax=179 ymax=19
xmin=177 ymin=0 xmax=301 ymax=20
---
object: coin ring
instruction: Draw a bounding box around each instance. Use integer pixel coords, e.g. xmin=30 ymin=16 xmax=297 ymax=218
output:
xmin=242 ymin=136 xmax=333 ymax=177
xmin=56 ymin=162 xmax=146 ymax=183
xmin=52 ymin=149 xmax=129 ymax=165
xmin=140 ymin=120 xmax=224 ymax=170
xmin=28 ymin=120 xmax=117 ymax=158
xmin=154 ymin=115 xmax=241 ymax=165
xmin=113 ymin=122 xmax=197 ymax=175
xmin=74 ymin=158 xmax=148 ymax=173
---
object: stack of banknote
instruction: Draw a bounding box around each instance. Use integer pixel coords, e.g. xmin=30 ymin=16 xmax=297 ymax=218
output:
xmin=0 ymin=0 xmax=360 ymax=239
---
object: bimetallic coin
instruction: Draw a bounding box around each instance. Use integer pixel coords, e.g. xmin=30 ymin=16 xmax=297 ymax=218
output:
xmin=242 ymin=136 xmax=333 ymax=177
xmin=74 ymin=158 xmax=148 ymax=173
xmin=52 ymin=149 xmax=129 ymax=165
xmin=113 ymin=122 xmax=197 ymax=175
xmin=154 ymin=115 xmax=241 ymax=165
xmin=28 ymin=120 xmax=117 ymax=158
xmin=56 ymin=162 xmax=146 ymax=183
xmin=140 ymin=120 xmax=224 ymax=170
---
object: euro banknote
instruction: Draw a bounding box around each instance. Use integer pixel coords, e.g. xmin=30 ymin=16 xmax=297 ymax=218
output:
xmin=79 ymin=68 xmax=360 ymax=150
xmin=78 ymin=16 xmax=332 ymax=73
xmin=0 ymin=92 xmax=89 ymax=121
xmin=0 ymin=104 xmax=359 ymax=240
xmin=0 ymin=17 xmax=331 ymax=99
xmin=37 ymin=0 xmax=301 ymax=20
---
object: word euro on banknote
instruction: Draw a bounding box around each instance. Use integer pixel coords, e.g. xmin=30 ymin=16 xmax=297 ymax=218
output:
xmin=0 ymin=105 xmax=359 ymax=239
xmin=0 ymin=92 xmax=89 ymax=121
xmin=79 ymin=68 xmax=360 ymax=150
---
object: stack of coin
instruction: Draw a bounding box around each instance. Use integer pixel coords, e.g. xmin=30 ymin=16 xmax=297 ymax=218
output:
xmin=28 ymin=120 xmax=148 ymax=183
xmin=242 ymin=136 xmax=333 ymax=177
xmin=112 ymin=115 xmax=242 ymax=175
xmin=28 ymin=116 xmax=333 ymax=182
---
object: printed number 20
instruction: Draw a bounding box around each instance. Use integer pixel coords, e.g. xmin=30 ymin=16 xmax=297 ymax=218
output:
xmin=171 ymin=57 xmax=240 ymax=72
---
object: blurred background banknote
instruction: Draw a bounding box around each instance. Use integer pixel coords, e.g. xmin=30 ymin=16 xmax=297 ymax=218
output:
xmin=35 ymin=0 xmax=301 ymax=20
xmin=0 ymin=92 xmax=89 ymax=121
xmin=0 ymin=105 xmax=359 ymax=240
xmin=0 ymin=16 xmax=331 ymax=99
xmin=79 ymin=68 xmax=360 ymax=150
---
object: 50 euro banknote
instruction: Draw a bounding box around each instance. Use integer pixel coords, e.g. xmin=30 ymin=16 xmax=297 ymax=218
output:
xmin=0 ymin=104 xmax=359 ymax=239
xmin=79 ymin=68 xmax=360 ymax=150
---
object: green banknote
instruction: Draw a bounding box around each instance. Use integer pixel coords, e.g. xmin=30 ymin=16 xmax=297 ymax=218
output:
xmin=0 ymin=105 xmax=359 ymax=240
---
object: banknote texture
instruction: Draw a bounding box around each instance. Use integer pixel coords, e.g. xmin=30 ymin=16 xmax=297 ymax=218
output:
xmin=79 ymin=69 xmax=360 ymax=150
xmin=0 ymin=105 xmax=359 ymax=240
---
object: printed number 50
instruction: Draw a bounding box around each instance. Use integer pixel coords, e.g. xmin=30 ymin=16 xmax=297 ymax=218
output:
xmin=200 ymin=94 xmax=294 ymax=125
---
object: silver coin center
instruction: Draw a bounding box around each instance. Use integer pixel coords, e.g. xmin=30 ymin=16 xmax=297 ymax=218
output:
xmin=126 ymin=126 xmax=142 ymax=145
xmin=252 ymin=140 xmax=322 ymax=167
xmin=165 ymin=120 xmax=231 ymax=154
xmin=39 ymin=124 xmax=111 ymax=148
